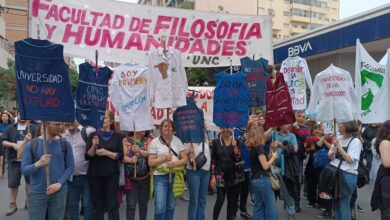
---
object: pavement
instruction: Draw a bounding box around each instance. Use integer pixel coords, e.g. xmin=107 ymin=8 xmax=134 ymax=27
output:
xmin=0 ymin=175 xmax=380 ymax=220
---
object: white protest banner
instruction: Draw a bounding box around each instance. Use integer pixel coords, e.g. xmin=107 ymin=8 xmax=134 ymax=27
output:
xmin=355 ymin=39 xmax=389 ymax=123
xmin=30 ymin=0 xmax=273 ymax=67
xmin=151 ymin=87 xmax=217 ymax=131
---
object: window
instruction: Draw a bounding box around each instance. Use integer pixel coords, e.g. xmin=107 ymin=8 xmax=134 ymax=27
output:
xmin=301 ymin=25 xmax=307 ymax=29
xmin=258 ymin=7 xmax=265 ymax=14
xmin=284 ymin=11 xmax=290 ymax=16
xmin=268 ymin=9 xmax=275 ymax=16
xmin=284 ymin=23 xmax=290 ymax=28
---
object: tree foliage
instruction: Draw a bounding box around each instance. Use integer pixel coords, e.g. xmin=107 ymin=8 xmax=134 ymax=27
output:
xmin=0 ymin=59 xmax=17 ymax=101
xmin=186 ymin=68 xmax=216 ymax=86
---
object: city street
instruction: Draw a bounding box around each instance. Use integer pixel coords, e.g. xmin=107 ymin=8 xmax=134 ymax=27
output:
xmin=0 ymin=175 xmax=380 ymax=220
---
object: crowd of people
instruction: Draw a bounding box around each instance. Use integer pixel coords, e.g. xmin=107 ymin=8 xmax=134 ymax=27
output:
xmin=0 ymin=108 xmax=390 ymax=220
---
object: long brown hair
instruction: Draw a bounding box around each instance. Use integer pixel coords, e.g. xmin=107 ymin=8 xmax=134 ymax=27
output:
xmin=246 ymin=120 xmax=265 ymax=148
xmin=375 ymin=120 xmax=390 ymax=156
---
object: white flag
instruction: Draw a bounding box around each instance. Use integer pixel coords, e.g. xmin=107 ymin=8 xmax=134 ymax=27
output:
xmin=355 ymin=39 xmax=390 ymax=123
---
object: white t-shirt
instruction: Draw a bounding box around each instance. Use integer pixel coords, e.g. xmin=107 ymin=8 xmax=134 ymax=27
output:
xmin=330 ymin=136 xmax=362 ymax=175
xmin=149 ymin=136 xmax=188 ymax=175
xmin=110 ymin=63 xmax=154 ymax=132
xmin=185 ymin=142 xmax=211 ymax=171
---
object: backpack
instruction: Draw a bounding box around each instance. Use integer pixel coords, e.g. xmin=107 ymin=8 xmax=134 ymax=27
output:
xmin=80 ymin=127 xmax=88 ymax=143
xmin=313 ymin=147 xmax=330 ymax=168
xmin=30 ymin=137 xmax=68 ymax=163
xmin=357 ymin=159 xmax=370 ymax=188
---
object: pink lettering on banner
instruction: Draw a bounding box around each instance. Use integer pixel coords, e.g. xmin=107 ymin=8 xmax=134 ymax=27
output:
xmin=207 ymin=40 xmax=220 ymax=56
xmin=100 ymin=30 xmax=124 ymax=49
xmin=139 ymin=19 xmax=152 ymax=34
xmin=45 ymin=24 xmax=57 ymax=39
xmin=153 ymin=15 xmax=172 ymax=34
xmin=191 ymin=19 xmax=205 ymax=38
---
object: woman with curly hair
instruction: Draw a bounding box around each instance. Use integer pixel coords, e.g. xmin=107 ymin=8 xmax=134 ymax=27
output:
xmin=371 ymin=120 xmax=390 ymax=220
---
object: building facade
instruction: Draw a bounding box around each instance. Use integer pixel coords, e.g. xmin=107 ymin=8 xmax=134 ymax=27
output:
xmin=138 ymin=0 xmax=339 ymax=42
xmin=0 ymin=0 xmax=28 ymax=54
xmin=0 ymin=0 xmax=13 ymax=68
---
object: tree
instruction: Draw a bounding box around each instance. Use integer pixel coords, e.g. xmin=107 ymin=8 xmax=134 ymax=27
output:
xmin=186 ymin=68 xmax=216 ymax=86
xmin=0 ymin=59 xmax=17 ymax=101
xmin=69 ymin=67 xmax=78 ymax=92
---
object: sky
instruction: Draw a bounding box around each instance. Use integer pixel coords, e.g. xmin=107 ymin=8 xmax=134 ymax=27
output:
xmin=122 ymin=0 xmax=390 ymax=19
xmin=340 ymin=0 xmax=389 ymax=19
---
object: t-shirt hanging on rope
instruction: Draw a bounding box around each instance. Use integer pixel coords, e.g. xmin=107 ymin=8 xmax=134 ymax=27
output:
xmin=15 ymin=38 xmax=75 ymax=122
xmin=280 ymin=56 xmax=313 ymax=110
xmin=147 ymin=47 xmax=188 ymax=109
xmin=76 ymin=62 xmax=112 ymax=128
xmin=173 ymin=96 xmax=205 ymax=143
xmin=109 ymin=63 xmax=153 ymax=132
xmin=240 ymin=57 xmax=269 ymax=107
xmin=265 ymin=72 xmax=295 ymax=127
xmin=213 ymin=72 xmax=249 ymax=128
xmin=307 ymin=64 xmax=358 ymax=122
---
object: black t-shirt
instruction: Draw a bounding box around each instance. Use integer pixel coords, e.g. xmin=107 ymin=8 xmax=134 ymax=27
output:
xmin=250 ymin=145 xmax=267 ymax=179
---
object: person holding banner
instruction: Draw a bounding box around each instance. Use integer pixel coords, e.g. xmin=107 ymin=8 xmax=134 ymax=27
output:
xmin=210 ymin=127 xmax=244 ymax=220
xmin=122 ymin=131 xmax=151 ymax=220
xmin=85 ymin=111 xmax=124 ymax=220
xmin=186 ymin=133 xmax=211 ymax=220
xmin=148 ymin=119 xmax=188 ymax=220
xmin=21 ymin=121 xmax=75 ymax=220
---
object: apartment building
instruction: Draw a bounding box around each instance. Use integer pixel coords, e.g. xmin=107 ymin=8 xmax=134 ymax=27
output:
xmin=138 ymin=0 xmax=339 ymax=42
xmin=0 ymin=0 xmax=28 ymax=54
xmin=0 ymin=0 xmax=13 ymax=68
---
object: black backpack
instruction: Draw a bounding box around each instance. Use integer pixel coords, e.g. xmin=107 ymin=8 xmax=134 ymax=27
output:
xmin=30 ymin=137 xmax=68 ymax=163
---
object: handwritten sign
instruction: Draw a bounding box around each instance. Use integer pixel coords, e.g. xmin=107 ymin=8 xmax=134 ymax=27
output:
xmin=281 ymin=57 xmax=311 ymax=110
xmin=173 ymin=97 xmax=205 ymax=143
xmin=213 ymin=72 xmax=249 ymax=128
xmin=15 ymin=39 xmax=75 ymax=122
xmin=30 ymin=0 xmax=273 ymax=67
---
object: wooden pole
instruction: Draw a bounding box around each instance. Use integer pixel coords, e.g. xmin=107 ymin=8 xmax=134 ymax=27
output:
xmin=167 ymin=108 xmax=172 ymax=183
xmin=133 ymin=141 xmax=137 ymax=178
xmin=43 ymin=122 xmax=50 ymax=186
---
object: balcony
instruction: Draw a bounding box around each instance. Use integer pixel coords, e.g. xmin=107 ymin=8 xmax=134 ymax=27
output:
xmin=290 ymin=15 xmax=310 ymax=23
xmin=290 ymin=27 xmax=307 ymax=34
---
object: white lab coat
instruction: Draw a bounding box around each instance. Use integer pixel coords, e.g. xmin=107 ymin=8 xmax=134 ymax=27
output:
xmin=307 ymin=64 xmax=358 ymax=122
xmin=147 ymin=47 xmax=188 ymax=109
xmin=109 ymin=63 xmax=154 ymax=131
xmin=281 ymin=56 xmax=313 ymax=110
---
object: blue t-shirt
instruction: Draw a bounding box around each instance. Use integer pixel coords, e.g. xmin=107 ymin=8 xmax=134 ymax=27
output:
xmin=173 ymin=96 xmax=205 ymax=143
xmin=15 ymin=38 xmax=75 ymax=122
xmin=269 ymin=130 xmax=298 ymax=166
xmin=240 ymin=57 xmax=269 ymax=107
xmin=76 ymin=62 xmax=112 ymax=128
xmin=0 ymin=123 xmax=10 ymax=133
xmin=21 ymin=138 xmax=74 ymax=193
xmin=213 ymin=72 xmax=249 ymax=128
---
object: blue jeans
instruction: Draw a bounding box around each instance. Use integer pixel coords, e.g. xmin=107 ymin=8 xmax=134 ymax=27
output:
xmin=251 ymin=176 xmax=278 ymax=220
xmin=68 ymin=175 xmax=93 ymax=220
xmin=154 ymin=174 xmax=176 ymax=220
xmin=335 ymin=171 xmax=357 ymax=220
xmin=186 ymin=169 xmax=210 ymax=220
xmin=28 ymin=186 xmax=68 ymax=220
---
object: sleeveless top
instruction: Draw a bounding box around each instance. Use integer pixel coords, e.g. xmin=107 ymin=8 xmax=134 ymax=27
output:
xmin=76 ymin=62 xmax=112 ymax=128
xmin=15 ymin=38 xmax=74 ymax=121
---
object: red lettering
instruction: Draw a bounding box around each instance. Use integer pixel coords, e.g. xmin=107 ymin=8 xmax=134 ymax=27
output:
xmin=177 ymin=18 xmax=190 ymax=37
xmin=129 ymin=17 xmax=141 ymax=32
xmin=32 ymin=0 xmax=49 ymax=17
xmin=100 ymin=29 xmax=124 ymax=48
xmin=154 ymin=16 xmax=172 ymax=34
xmin=216 ymin=22 xmax=229 ymax=39
xmin=175 ymin=37 xmax=190 ymax=53
xmin=245 ymin=23 xmax=261 ymax=39
xmin=85 ymin=27 xmax=101 ymax=46
xmin=124 ymin=33 xmax=143 ymax=50
xmin=139 ymin=19 xmax=152 ymax=34
xmin=58 ymin=6 xmax=70 ymax=22
xmin=62 ymin=24 xmax=84 ymax=44
xmin=222 ymin=41 xmax=235 ymax=56
xmin=99 ymin=14 xmax=112 ymax=29
xmin=45 ymin=4 xmax=58 ymax=21
xmin=227 ymin=22 xmax=241 ymax=39
xmin=205 ymin=21 xmax=217 ymax=40
xmin=189 ymin=39 xmax=205 ymax=54
xmin=236 ymin=41 xmax=246 ymax=56
xmin=191 ymin=19 xmax=205 ymax=38
xmin=90 ymin=11 xmax=104 ymax=26
xmin=206 ymin=40 xmax=220 ymax=56
xmin=45 ymin=24 xmax=57 ymax=39
xmin=201 ymin=102 xmax=208 ymax=112
xmin=113 ymin=15 xmax=125 ymax=29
